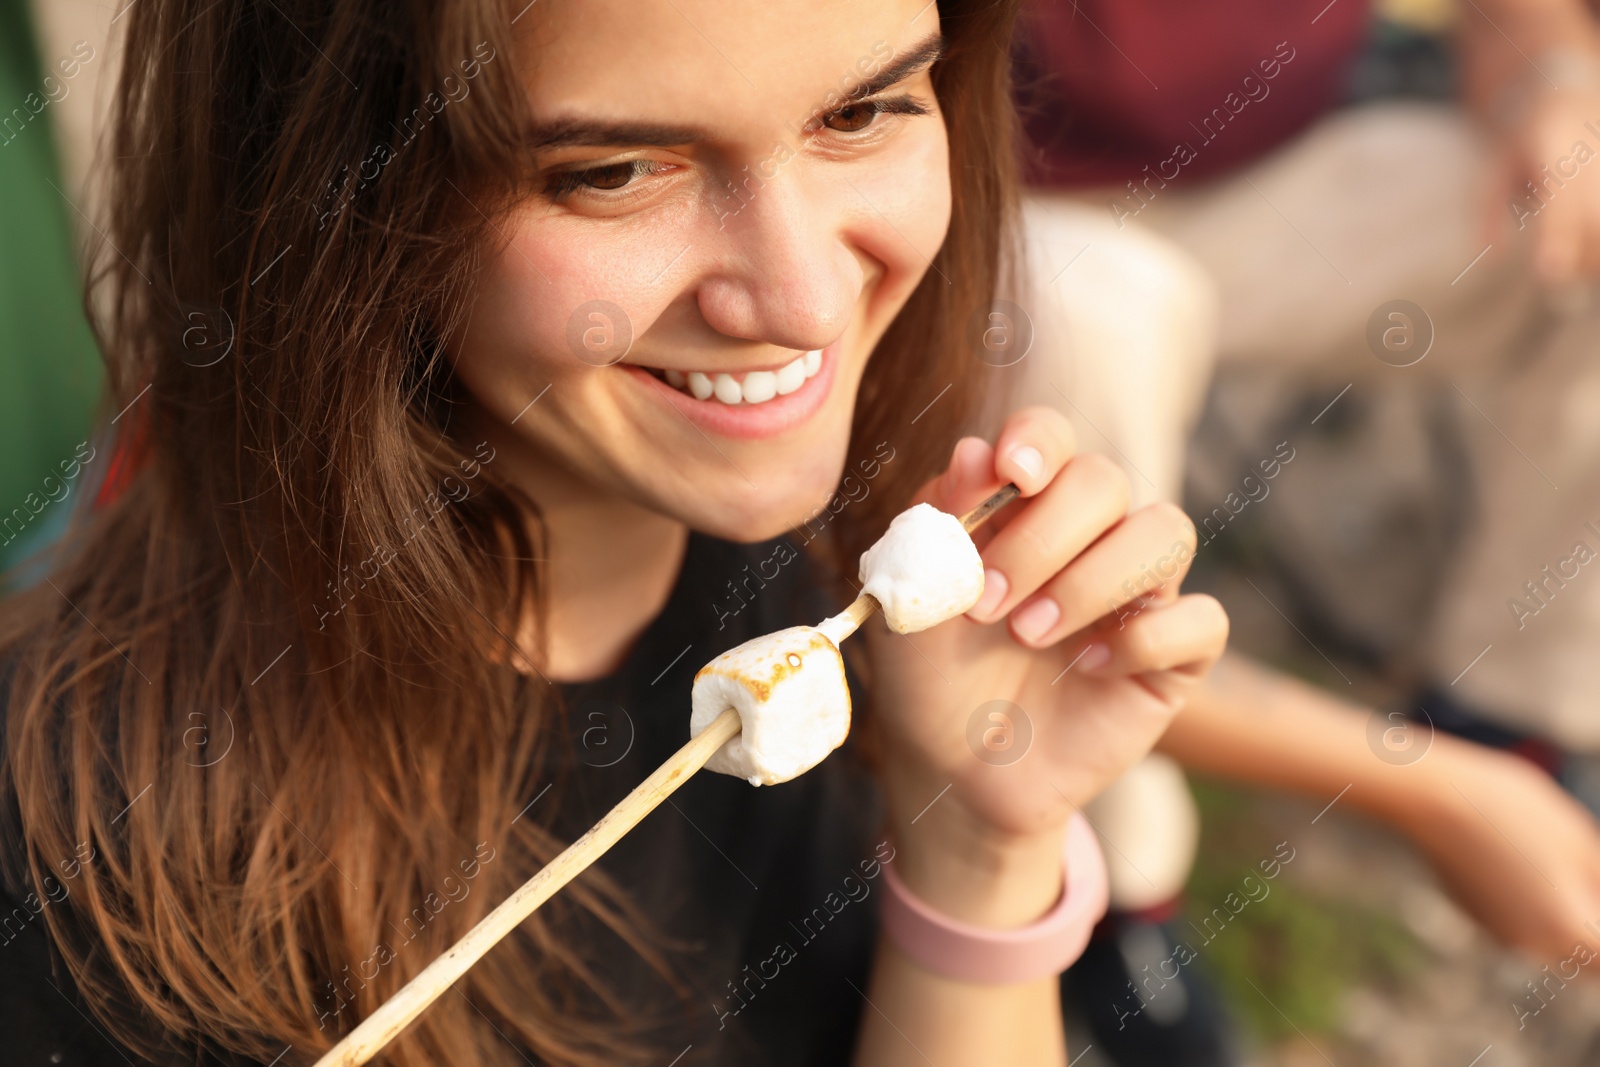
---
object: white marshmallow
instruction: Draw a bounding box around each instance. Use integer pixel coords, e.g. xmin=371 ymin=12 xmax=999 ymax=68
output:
xmin=689 ymin=626 xmax=852 ymax=786
xmin=859 ymin=502 xmax=986 ymax=634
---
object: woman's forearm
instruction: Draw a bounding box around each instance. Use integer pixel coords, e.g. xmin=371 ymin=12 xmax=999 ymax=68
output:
xmin=854 ymin=941 xmax=1066 ymax=1067
xmin=853 ymin=789 xmax=1070 ymax=1066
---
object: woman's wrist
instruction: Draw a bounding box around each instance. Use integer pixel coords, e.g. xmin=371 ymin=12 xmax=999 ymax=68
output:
xmin=886 ymin=794 xmax=1068 ymax=928
xmin=880 ymin=814 xmax=1107 ymax=987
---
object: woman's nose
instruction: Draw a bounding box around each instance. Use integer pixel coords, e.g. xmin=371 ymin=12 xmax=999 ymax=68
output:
xmin=693 ymin=169 xmax=865 ymax=352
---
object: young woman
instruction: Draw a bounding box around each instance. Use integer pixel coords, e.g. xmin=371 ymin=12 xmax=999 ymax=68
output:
xmin=0 ymin=1 xmax=1227 ymax=1065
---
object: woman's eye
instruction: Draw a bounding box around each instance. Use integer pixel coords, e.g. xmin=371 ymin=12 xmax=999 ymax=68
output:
xmin=577 ymin=162 xmax=638 ymax=190
xmin=815 ymin=95 xmax=931 ymax=136
xmin=822 ymin=102 xmax=879 ymax=133
xmin=544 ymin=160 xmax=665 ymax=200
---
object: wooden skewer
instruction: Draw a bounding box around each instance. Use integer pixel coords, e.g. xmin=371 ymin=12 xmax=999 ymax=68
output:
xmin=958 ymin=482 xmax=1021 ymax=534
xmin=312 ymin=484 xmax=1019 ymax=1067
xmin=311 ymin=707 xmax=741 ymax=1067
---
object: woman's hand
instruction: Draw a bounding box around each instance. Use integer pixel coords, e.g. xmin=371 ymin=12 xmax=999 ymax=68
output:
xmin=862 ymin=408 xmax=1229 ymax=925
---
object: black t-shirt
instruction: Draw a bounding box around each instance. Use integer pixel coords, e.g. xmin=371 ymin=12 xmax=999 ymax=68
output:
xmin=0 ymin=533 xmax=886 ymax=1065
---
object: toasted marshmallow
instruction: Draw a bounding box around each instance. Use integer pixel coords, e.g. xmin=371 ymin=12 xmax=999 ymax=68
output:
xmin=859 ymin=503 xmax=985 ymax=634
xmin=689 ymin=626 xmax=852 ymax=786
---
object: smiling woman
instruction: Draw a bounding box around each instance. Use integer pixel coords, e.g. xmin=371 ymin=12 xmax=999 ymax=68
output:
xmin=453 ymin=8 xmax=978 ymax=555
xmin=0 ymin=1 xmax=1229 ymax=1066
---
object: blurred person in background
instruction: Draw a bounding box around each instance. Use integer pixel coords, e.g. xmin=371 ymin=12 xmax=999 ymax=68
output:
xmin=1004 ymin=0 xmax=1600 ymax=1062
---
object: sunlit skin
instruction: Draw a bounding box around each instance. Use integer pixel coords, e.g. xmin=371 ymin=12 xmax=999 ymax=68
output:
xmin=448 ymin=2 xmax=1229 ymax=1063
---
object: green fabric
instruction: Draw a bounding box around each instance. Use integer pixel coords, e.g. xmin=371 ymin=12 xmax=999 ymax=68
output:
xmin=0 ymin=0 xmax=105 ymax=573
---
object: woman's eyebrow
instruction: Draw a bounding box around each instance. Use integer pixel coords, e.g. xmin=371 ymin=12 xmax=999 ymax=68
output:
xmin=847 ymin=33 xmax=945 ymax=101
xmin=528 ymin=119 xmax=705 ymax=151
xmin=526 ymin=34 xmax=945 ymax=152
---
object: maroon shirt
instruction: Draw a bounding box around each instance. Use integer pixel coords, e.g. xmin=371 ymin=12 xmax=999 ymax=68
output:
xmin=1016 ymin=0 xmax=1372 ymax=190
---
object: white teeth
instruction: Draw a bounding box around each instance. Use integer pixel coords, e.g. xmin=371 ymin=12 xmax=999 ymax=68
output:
xmin=775 ymin=357 xmax=806 ymax=395
xmin=659 ymin=350 xmax=825 ymax=406
xmin=741 ymin=370 xmax=777 ymax=404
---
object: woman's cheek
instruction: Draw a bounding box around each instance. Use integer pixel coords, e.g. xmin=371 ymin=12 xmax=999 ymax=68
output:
xmin=451 ymin=248 xmax=569 ymax=404
xmin=845 ymin=127 xmax=951 ymax=298
xmin=476 ymin=214 xmax=689 ymax=378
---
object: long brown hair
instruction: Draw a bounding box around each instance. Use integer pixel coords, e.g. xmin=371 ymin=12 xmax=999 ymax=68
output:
xmin=0 ymin=1 xmax=1021 ymax=1063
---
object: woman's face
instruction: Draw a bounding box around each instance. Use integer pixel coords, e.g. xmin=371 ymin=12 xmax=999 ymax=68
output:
xmin=452 ymin=0 xmax=950 ymax=541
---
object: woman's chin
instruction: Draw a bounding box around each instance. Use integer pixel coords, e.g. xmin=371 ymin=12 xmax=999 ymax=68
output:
xmin=662 ymin=472 xmax=848 ymax=546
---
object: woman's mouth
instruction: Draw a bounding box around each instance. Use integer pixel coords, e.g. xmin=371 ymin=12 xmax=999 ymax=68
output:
xmin=622 ymin=346 xmax=838 ymax=441
xmin=644 ymin=350 xmax=823 ymax=406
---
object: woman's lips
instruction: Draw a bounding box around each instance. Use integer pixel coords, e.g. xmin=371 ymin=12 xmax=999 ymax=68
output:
xmin=623 ymin=345 xmax=838 ymax=441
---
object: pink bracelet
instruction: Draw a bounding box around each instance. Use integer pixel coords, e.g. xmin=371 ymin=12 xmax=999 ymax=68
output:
xmin=879 ymin=812 xmax=1107 ymax=984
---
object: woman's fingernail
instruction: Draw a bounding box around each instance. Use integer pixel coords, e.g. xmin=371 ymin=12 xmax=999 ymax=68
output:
xmin=970 ymin=568 xmax=1008 ymax=619
xmin=1077 ymin=642 xmax=1111 ymax=671
xmin=1011 ymin=596 xmax=1060 ymax=644
xmin=1008 ymin=445 xmax=1044 ymax=482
